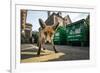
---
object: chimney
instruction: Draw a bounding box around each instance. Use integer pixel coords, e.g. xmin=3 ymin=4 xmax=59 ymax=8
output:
xmin=57 ymin=11 xmax=62 ymax=16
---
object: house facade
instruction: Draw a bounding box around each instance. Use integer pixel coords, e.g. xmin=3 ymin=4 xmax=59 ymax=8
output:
xmin=45 ymin=12 xmax=72 ymax=26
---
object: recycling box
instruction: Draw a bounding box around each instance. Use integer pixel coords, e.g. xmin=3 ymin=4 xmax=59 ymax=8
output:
xmin=53 ymin=26 xmax=67 ymax=45
xmin=66 ymin=19 xmax=89 ymax=46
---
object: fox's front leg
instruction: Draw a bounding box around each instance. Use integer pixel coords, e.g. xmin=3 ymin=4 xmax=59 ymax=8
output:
xmin=37 ymin=38 xmax=43 ymax=55
xmin=37 ymin=42 xmax=41 ymax=55
xmin=37 ymin=38 xmax=45 ymax=55
xmin=51 ymin=40 xmax=58 ymax=53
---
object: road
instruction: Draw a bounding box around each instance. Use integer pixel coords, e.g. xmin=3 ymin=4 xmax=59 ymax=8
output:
xmin=21 ymin=44 xmax=89 ymax=63
xmin=46 ymin=45 xmax=89 ymax=61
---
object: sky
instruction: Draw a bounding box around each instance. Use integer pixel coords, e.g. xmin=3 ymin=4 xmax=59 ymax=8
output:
xmin=26 ymin=11 xmax=48 ymax=31
xmin=26 ymin=10 xmax=89 ymax=31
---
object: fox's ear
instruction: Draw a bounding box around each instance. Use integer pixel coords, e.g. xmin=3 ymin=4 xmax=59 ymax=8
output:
xmin=39 ymin=18 xmax=46 ymax=28
xmin=52 ymin=22 xmax=59 ymax=30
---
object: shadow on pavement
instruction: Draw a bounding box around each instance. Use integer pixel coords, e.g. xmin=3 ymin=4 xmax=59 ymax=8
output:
xmin=21 ymin=48 xmax=50 ymax=60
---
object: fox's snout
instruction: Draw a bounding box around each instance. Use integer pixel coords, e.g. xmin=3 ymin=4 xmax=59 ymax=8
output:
xmin=45 ymin=40 xmax=51 ymax=44
xmin=45 ymin=33 xmax=52 ymax=44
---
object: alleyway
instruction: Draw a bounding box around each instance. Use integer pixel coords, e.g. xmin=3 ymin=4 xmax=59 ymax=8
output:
xmin=21 ymin=44 xmax=89 ymax=63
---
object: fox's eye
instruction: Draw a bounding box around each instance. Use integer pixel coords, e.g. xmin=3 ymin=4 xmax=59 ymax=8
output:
xmin=44 ymin=32 xmax=47 ymax=35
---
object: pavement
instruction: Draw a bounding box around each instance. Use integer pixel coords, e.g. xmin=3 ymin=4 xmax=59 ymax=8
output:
xmin=21 ymin=44 xmax=89 ymax=63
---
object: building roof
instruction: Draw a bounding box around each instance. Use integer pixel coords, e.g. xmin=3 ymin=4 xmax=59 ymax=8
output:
xmin=63 ymin=15 xmax=72 ymax=24
xmin=45 ymin=12 xmax=63 ymax=25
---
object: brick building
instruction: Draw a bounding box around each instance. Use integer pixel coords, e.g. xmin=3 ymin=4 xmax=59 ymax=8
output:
xmin=21 ymin=10 xmax=32 ymax=43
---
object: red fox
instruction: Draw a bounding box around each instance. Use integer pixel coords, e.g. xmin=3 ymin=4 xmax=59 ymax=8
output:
xmin=37 ymin=18 xmax=59 ymax=55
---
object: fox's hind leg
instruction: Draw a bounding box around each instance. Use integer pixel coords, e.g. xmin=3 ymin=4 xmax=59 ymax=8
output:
xmin=42 ymin=43 xmax=45 ymax=50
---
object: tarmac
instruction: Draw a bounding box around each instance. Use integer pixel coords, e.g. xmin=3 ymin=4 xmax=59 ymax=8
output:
xmin=21 ymin=44 xmax=89 ymax=63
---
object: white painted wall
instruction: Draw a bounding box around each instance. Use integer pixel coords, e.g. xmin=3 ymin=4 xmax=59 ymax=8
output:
xmin=0 ymin=0 xmax=100 ymax=73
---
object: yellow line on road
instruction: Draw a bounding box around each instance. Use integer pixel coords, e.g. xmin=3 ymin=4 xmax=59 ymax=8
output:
xmin=21 ymin=50 xmax=65 ymax=63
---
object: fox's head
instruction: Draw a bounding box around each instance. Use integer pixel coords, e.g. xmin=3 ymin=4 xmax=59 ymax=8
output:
xmin=39 ymin=18 xmax=59 ymax=44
